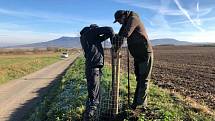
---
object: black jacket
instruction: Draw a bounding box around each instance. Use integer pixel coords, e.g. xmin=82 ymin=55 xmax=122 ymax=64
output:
xmin=118 ymin=11 xmax=153 ymax=55
xmin=80 ymin=26 xmax=114 ymax=68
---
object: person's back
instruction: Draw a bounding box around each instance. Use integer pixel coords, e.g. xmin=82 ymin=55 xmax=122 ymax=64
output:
xmin=80 ymin=24 xmax=114 ymax=119
xmin=80 ymin=25 xmax=114 ymax=68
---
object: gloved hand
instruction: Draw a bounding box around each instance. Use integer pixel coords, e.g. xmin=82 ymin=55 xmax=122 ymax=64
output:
xmin=111 ymin=34 xmax=124 ymax=51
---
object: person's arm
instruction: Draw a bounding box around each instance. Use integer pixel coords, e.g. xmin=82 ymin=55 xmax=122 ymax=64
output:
xmin=119 ymin=16 xmax=138 ymax=38
xmin=111 ymin=25 xmax=127 ymax=51
xmin=94 ymin=27 xmax=115 ymax=43
xmin=98 ymin=34 xmax=110 ymax=42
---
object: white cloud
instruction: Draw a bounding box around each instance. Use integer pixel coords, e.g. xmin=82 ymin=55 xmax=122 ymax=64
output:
xmin=150 ymin=14 xmax=170 ymax=29
xmin=0 ymin=22 xmax=29 ymax=31
xmin=48 ymin=32 xmax=80 ymax=37
xmin=114 ymin=0 xmax=215 ymax=33
xmin=114 ymin=0 xmax=183 ymax=16
xmin=186 ymin=31 xmax=215 ymax=42
xmin=200 ymin=8 xmax=214 ymax=17
xmin=0 ymin=8 xmax=112 ymax=25
xmin=113 ymin=0 xmax=173 ymax=31
xmin=113 ymin=0 xmax=159 ymax=11
xmin=0 ymin=23 xmax=63 ymax=44
xmin=0 ymin=8 xmax=78 ymax=22
xmin=174 ymin=0 xmax=205 ymax=32
xmin=0 ymin=8 xmax=115 ymax=45
xmin=159 ymin=8 xmax=182 ymax=16
xmin=172 ymin=16 xmax=215 ymax=25
xmin=148 ymin=28 xmax=215 ymax=43
xmin=0 ymin=29 xmax=79 ymax=45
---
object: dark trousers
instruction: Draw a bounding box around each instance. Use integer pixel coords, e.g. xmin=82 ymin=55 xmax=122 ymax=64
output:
xmin=133 ymin=53 xmax=153 ymax=107
xmin=85 ymin=67 xmax=102 ymax=107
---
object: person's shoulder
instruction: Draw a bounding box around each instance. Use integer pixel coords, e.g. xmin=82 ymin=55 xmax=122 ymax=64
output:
xmin=98 ymin=26 xmax=113 ymax=29
xmin=130 ymin=11 xmax=139 ymax=16
xmin=127 ymin=12 xmax=141 ymax=24
xmin=130 ymin=12 xmax=139 ymax=19
xmin=95 ymin=26 xmax=113 ymax=32
xmin=80 ymin=27 xmax=90 ymax=35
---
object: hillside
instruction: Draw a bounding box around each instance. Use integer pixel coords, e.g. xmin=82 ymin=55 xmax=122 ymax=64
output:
xmin=12 ymin=37 xmax=81 ymax=48
xmin=151 ymin=38 xmax=193 ymax=46
xmin=3 ymin=37 xmax=198 ymax=49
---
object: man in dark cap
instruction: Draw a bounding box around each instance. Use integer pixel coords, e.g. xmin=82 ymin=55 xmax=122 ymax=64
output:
xmin=80 ymin=24 xmax=115 ymax=119
xmin=113 ymin=10 xmax=153 ymax=111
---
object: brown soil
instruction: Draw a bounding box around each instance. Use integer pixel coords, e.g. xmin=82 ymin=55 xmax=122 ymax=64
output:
xmin=104 ymin=46 xmax=215 ymax=110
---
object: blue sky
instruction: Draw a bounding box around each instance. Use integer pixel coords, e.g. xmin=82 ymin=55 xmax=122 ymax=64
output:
xmin=0 ymin=0 xmax=215 ymax=46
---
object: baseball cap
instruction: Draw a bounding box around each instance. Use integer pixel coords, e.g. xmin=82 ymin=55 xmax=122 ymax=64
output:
xmin=113 ymin=10 xmax=125 ymax=23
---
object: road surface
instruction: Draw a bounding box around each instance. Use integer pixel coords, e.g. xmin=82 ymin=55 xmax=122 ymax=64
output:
xmin=0 ymin=53 xmax=79 ymax=121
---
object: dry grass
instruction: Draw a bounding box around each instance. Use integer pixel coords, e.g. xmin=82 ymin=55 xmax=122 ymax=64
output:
xmin=169 ymin=90 xmax=215 ymax=117
xmin=0 ymin=52 xmax=61 ymax=84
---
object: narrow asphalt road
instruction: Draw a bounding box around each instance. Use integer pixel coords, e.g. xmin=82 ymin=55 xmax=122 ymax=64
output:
xmin=0 ymin=53 xmax=80 ymax=121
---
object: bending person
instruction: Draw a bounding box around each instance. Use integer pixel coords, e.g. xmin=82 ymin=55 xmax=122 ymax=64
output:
xmin=112 ymin=10 xmax=154 ymax=112
xmin=80 ymin=24 xmax=114 ymax=119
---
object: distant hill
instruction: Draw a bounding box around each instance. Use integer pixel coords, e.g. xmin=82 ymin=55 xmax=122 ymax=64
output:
xmin=151 ymin=38 xmax=193 ymax=46
xmin=12 ymin=37 xmax=81 ymax=48
xmin=4 ymin=37 xmax=199 ymax=48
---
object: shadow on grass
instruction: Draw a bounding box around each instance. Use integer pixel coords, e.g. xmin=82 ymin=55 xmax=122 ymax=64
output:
xmin=8 ymin=57 xmax=79 ymax=121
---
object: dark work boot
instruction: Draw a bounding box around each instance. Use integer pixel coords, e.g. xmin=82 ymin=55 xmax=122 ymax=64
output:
xmin=88 ymin=105 xmax=97 ymax=118
xmin=83 ymin=100 xmax=98 ymax=121
xmin=130 ymin=103 xmax=137 ymax=110
xmin=83 ymin=106 xmax=97 ymax=121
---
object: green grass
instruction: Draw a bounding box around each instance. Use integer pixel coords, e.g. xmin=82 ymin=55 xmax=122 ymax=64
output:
xmin=26 ymin=57 xmax=87 ymax=121
xmin=26 ymin=56 xmax=215 ymax=121
xmin=0 ymin=53 xmax=60 ymax=84
xmin=135 ymin=84 xmax=215 ymax=121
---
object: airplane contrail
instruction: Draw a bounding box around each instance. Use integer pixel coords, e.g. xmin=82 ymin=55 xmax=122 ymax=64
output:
xmin=197 ymin=1 xmax=199 ymax=12
xmin=196 ymin=1 xmax=201 ymax=25
xmin=174 ymin=0 xmax=204 ymax=32
xmin=0 ymin=35 xmax=8 ymax=37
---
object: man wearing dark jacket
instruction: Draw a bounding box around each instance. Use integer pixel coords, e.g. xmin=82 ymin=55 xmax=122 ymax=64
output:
xmin=80 ymin=24 xmax=114 ymax=119
xmin=113 ymin=10 xmax=153 ymax=111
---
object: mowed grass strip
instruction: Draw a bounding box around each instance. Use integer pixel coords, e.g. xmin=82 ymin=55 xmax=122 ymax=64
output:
xmin=0 ymin=53 xmax=60 ymax=84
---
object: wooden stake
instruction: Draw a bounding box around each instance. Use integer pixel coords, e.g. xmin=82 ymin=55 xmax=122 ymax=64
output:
xmin=111 ymin=48 xmax=121 ymax=116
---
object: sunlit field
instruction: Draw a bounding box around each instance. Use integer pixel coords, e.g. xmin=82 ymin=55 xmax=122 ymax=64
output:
xmin=0 ymin=52 xmax=60 ymax=84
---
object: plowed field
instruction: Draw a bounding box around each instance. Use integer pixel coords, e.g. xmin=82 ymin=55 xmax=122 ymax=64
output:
xmin=104 ymin=46 xmax=215 ymax=110
xmin=152 ymin=46 xmax=215 ymax=110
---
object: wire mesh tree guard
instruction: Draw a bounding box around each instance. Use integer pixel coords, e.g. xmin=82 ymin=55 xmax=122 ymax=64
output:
xmin=92 ymin=40 xmax=133 ymax=121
